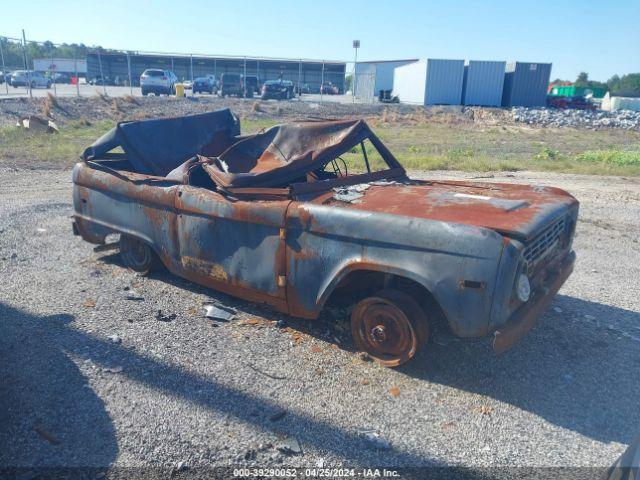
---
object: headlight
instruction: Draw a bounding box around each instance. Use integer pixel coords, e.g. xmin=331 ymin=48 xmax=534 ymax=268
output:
xmin=516 ymin=274 xmax=531 ymax=302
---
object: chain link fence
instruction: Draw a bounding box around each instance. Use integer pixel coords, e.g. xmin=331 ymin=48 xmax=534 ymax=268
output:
xmin=0 ymin=32 xmax=373 ymax=104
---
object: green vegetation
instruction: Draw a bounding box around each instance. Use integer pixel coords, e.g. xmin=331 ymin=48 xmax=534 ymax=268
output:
xmin=0 ymin=120 xmax=114 ymax=165
xmin=2 ymin=118 xmax=640 ymax=176
xmin=0 ymin=37 xmax=97 ymax=70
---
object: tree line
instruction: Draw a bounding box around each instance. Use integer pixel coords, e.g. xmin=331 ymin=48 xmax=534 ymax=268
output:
xmin=0 ymin=37 xmax=106 ymax=69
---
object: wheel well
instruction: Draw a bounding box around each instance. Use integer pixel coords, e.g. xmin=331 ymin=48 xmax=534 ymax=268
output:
xmin=325 ymin=270 xmax=447 ymax=328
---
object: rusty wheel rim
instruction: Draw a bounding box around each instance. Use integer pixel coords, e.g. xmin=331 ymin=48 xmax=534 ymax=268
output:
xmin=121 ymin=236 xmax=152 ymax=271
xmin=351 ymin=297 xmax=418 ymax=367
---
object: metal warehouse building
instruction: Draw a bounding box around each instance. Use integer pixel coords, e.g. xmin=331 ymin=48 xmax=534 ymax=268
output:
xmin=393 ymin=59 xmax=465 ymax=105
xmin=502 ymin=62 xmax=552 ymax=107
xmin=86 ymin=52 xmax=346 ymax=93
xmin=462 ymin=60 xmax=506 ymax=107
xmin=353 ymin=59 xmax=418 ymax=100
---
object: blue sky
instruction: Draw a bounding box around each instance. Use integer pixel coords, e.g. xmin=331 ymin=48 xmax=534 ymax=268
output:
xmin=3 ymin=0 xmax=638 ymax=81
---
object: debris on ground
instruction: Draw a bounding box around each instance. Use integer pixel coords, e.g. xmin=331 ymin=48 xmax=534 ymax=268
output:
xmin=269 ymin=410 xmax=287 ymax=422
xmin=124 ymin=293 xmax=144 ymax=301
xmin=93 ymin=242 xmax=119 ymax=253
xmin=174 ymin=461 xmax=188 ymax=472
xmin=108 ymin=334 xmax=122 ymax=344
xmin=478 ymin=405 xmax=493 ymax=415
xmin=553 ymin=307 xmax=563 ymax=313
xmin=155 ymin=310 xmax=176 ymax=322
xmin=358 ymin=429 xmax=391 ymax=450
xmin=16 ymin=115 xmax=59 ymax=133
xmin=204 ymin=303 xmax=237 ymax=322
xmin=389 ymin=386 xmax=401 ymax=397
xmin=102 ymin=366 xmax=124 ymax=374
xmin=83 ymin=299 xmax=96 ymax=308
xmin=275 ymin=437 xmax=303 ymax=455
xmin=34 ymin=423 xmax=61 ymax=445
xmin=245 ymin=363 xmax=288 ymax=380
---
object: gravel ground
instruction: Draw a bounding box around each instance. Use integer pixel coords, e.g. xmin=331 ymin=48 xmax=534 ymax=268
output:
xmin=1 ymin=167 xmax=639 ymax=475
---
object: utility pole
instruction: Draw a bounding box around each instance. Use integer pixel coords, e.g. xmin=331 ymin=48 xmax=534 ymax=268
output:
xmin=22 ymin=29 xmax=32 ymax=99
xmin=352 ymin=39 xmax=360 ymax=103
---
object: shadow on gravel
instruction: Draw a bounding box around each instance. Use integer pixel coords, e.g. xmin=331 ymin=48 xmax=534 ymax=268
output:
xmin=96 ymin=252 xmax=640 ymax=447
xmin=400 ymin=294 xmax=640 ymax=446
xmin=0 ymin=304 xmax=438 ymax=468
xmin=0 ymin=303 xmax=118 ymax=468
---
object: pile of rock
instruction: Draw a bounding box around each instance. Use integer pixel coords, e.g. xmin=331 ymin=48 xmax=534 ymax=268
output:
xmin=512 ymin=107 xmax=640 ymax=130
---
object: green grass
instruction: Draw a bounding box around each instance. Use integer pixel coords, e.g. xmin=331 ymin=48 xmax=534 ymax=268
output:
xmin=0 ymin=120 xmax=114 ymax=166
xmin=2 ymin=117 xmax=640 ymax=176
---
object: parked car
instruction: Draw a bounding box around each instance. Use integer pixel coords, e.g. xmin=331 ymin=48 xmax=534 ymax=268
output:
xmin=261 ymin=80 xmax=295 ymax=100
xmin=219 ymin=73 xmax=243 ymax=97
xmin=242 ymin=75 xmax=258 ymax=97
xmin=182 ymin=79 xmax=193 ymax=90
xmin=140 ymin=69 xmax=177 ymax=96
xmin=320 ymin=82 xmax=339 ymax=95
xmin=0 ymin=71 xmax=6 ymax=84
xmin=192 ymin=77 xmax=215 ymax=94
xmin=51 ymin=73 xmax=72 ymax=84
xmin=89 ymin=75 xmax=119 ymax=86
xmin=205 ymin=74 xmax=219 ymax=93
xmin=73 ymin=110 xmax=579 ymax=367
xmin=11 ymin=70 xmax=51 ymax=88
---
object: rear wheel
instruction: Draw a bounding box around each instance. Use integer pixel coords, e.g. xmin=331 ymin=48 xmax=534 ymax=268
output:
xmin=351 ymin=289 xmax=429 ymax=367
xmin=120 ymin=234 xmax=159 ymax=275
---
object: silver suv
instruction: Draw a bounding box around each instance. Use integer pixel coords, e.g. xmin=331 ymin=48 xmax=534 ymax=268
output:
xmin=140 ymin=69 xmax=177 ymax=96
xmin=11 ymin=70 xmax=52 ymax=88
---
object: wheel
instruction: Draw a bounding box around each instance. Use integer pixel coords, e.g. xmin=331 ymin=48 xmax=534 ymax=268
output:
xmin=31 ymin=81 xmax=36 ymax=89
xmin=119 ymin=234 xmax=159 ymax=275
xmin=141 ymin=89 xmax=148 ymax=96
xmin=47 ymin=82 xmax=51 ymax=89
xmin=351 ymin=289 xmax=429 ymax=367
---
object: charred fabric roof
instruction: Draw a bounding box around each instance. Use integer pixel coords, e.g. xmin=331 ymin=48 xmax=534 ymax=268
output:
xmin=82 ymin=109 xmax=241 ymax=177
xmin=82 ymin=109 xmax=401 ymax=189
xmin=204 ymin=118 xmax=400 ymax=188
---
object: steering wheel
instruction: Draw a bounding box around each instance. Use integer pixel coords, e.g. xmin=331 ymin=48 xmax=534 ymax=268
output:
xmin=328 ymin=157 xmax=348 ymax=177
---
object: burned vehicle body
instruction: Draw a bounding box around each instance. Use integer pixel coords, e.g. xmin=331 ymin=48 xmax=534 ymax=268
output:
xmin=73 ymin=109 xmax=578 ymax=366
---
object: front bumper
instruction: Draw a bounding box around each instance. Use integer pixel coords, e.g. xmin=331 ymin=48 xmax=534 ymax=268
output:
xmin=492 ymin=250 xmax=575 ymax=353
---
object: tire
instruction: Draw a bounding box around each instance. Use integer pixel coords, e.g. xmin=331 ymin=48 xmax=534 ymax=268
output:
xmin=119 ymin=234 xmax=159 ymax=275
xmin=351 ymin=289 xmax=429 ymax=367
xmin=141 ymin=89 xmax=148 ymax=96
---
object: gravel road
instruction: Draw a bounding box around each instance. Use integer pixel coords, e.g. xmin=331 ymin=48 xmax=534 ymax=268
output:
xmin=1 ymin=166 xmax=639 ymax=475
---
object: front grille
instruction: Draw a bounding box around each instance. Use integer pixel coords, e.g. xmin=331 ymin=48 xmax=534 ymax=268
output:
xmin=523 ymin=216 xmax=567 ymax=272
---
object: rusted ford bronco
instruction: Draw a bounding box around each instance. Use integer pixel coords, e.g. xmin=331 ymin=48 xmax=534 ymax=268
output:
xmin=73 ymin=109 xmax=578 ymax=366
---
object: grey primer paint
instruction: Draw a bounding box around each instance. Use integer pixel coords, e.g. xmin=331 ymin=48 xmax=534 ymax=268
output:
xmin=501 ymin=62 xmax=552 ymax=107
xmin=462 ymin=60 xmax=506 ymax=107
xmin=425 ymin=59 xmax=465 ymax=105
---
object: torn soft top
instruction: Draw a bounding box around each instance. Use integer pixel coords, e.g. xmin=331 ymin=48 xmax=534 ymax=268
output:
xmin=202 ymin=119 xmax=401 ymax=188
xmin=82 ymin=109 xmax=240 ymax=176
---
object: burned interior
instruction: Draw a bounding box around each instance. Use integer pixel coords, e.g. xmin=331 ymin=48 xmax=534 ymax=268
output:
xmin=82 ymin=108 xmax=409 ymax=199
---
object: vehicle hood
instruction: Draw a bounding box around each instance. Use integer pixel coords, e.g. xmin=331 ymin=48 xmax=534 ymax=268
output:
xmin=319 ymin=179 xmax=578 ymax=240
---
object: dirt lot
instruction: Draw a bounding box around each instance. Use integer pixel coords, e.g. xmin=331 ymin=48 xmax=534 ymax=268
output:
xmin=1 ymin=163 xmax=639 ymax=474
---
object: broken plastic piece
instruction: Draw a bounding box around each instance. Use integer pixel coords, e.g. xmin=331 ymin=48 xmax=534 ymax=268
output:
xmin=204 ymin=303 xmax=237 ymax=321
